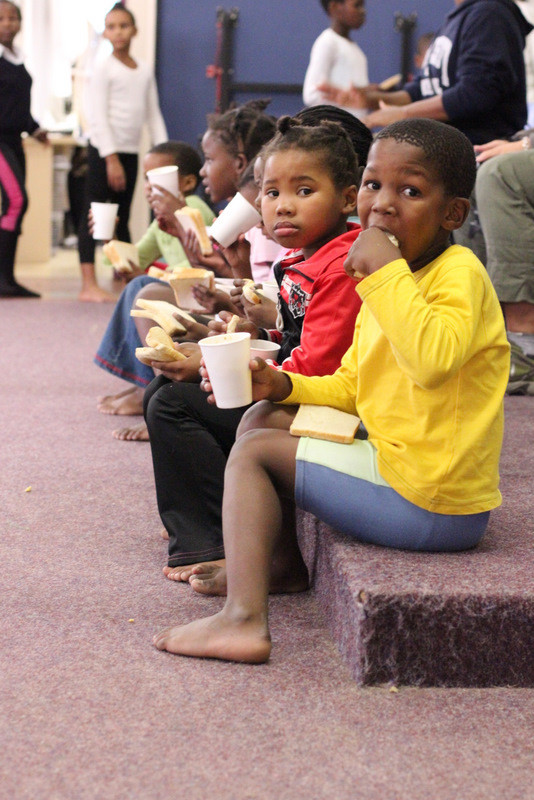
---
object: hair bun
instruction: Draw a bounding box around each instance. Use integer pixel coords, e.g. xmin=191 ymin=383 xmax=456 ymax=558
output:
xmin=277 ymin=116 xmax=301 ymax=136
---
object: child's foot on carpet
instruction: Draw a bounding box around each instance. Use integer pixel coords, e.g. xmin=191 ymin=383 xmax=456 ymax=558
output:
xmin=78 ymin=286 xmax=116 ymax=303
xmin=112 ymin=422 xmax=149 ymax=441
xmin=160 ymin=527 xmax=170 ymax=540
xmin=188 ymin=560 xmax=309 ymax=597
xmin=97 ymin=385 xmax=139 ymax=404
xmin=163 ymin=559 xmax=226 ymax=584
xmin=98 ymin=386 xmax=145 ymax=415
xmin=153 ymin=610 xmax=271 ymax=663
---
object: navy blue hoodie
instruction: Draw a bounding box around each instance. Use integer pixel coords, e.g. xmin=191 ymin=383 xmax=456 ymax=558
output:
xmin=404 ymin=0 xmax=533 ymax=143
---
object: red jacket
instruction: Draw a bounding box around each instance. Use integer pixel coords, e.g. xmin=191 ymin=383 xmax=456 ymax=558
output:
xmin=271 ymin=223 xmax=362 ymax=376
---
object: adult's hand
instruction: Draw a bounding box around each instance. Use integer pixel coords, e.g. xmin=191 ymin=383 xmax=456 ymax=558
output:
xmin=474 ymin=139 xmax=524 ymax=164
xmin=105 ymin=154 xmax=126 ymax=192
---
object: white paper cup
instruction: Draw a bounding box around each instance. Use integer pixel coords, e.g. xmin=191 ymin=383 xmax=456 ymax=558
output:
xmin=250 ymin=339 xmax=281 ymax=361
xmin=91 ymin=202 xmax=119 ymax=240
xmin=209 ymin=191 xmax=262 ymax=248
xmin=146 ymin=165 xmax=179 ymax=197
xmin=258 ymin=281 xmax=279 ymax=304
xmin=199 ymin=332 xmax=252 ymax=408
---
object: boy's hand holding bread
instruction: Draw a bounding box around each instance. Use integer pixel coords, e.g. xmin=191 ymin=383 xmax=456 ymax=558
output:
xmin=344 ymin=228 xmax=400 ymax=280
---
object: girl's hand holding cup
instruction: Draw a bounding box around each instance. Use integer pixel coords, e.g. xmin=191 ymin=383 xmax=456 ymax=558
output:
xmin=149 ymin=185 xmax=186 ymax=218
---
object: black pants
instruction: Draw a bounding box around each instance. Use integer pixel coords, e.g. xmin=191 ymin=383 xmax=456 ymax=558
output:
xmin=77 ymin=144 xmax=138 ymax=263
xmin=144 ymin=376 xmax=252 ymax=567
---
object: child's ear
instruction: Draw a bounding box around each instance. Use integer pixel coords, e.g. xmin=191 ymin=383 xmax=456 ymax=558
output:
xmin=443 ymin=197 xmax=470 ymax=231
xmin=341 ymin=184 xmax=358 ymax=216
xmin=235 ymin=152 xmax=248 ymax=179
xmin=180 ymin=174 xmax=197 ymax=195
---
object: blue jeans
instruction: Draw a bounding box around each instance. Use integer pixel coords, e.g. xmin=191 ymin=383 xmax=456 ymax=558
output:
xmin=94 ymin=275 xmax=161 ymax=387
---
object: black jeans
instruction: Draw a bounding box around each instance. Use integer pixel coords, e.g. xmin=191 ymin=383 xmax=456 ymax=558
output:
xmin=144 ymin=376 xmax=252 ymax=567
xmin=78 ymin=144 xmax=138 ymax=263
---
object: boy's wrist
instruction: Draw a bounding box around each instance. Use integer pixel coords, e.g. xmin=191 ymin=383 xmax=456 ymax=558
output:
xmin=272 ymin=371 xmax=293 ymax=402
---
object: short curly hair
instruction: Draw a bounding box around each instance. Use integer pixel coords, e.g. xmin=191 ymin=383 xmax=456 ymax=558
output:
xmin=375 ymin=119 xmax=476 ymax=199
xmin=259 ymin=115 xmax=360 ymax=190
xmin=148 ymin=141 xmax=202 ymax=186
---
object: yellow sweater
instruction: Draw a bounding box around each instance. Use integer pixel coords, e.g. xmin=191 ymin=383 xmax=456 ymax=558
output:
xmin=283 ymin=246 xmax=510 ymax=514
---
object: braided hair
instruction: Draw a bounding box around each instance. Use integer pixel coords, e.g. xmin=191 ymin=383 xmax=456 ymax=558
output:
xmin=259 ymin=115 xmax=360 ymax=189
xmin=206 ymin=100 xmax=277 ymax=163
xmin=295 ymin=104 xmax=373 ymax=170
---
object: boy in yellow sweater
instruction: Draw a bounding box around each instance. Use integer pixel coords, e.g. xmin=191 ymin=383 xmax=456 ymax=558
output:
xmin=153 ymin=119 xmax=510 ymax=665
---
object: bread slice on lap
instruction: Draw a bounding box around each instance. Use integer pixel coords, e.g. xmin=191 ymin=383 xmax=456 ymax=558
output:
xmin=289 ymin=404 xmax=361 ymax=444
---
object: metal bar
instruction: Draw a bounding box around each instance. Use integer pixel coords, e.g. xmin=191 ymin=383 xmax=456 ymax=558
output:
xmin=231 ymin=82 xmax=303 ymax=95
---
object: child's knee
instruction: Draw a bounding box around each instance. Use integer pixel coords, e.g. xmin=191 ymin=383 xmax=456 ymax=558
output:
xmin=236 ymin=400 xmax=272 ymax=439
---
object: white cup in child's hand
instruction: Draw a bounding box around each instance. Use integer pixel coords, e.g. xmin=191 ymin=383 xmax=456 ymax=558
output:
xmin=146 ymin=165 xmax=179 ymax=197
xmin=91 ymin=202 xmax=119 ymax=240
xmin=198 ymin=332 xmax=252 ymax=408
xmin=209 ymin=191 xmax=262 ymax=248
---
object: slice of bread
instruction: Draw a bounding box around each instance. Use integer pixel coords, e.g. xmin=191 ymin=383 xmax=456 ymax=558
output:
xmin=102 ymin=240 xmax=139 ymax=273
xmin=289 ymin=404 xmax=361 ymax=444
xmin=135 ymin=326 xmax=188 ymax=366
xmin=130 ymin=299 xmax=188 ymax=337
xmin=175 ymin=207 xmax=213 ymax=256
xmin=242 ymin=279 xmax=261 ymax=304
xmin=146 ymin=265 xmax=169 ymax=280
xmin=168 ymin=268 xmax=215 ymax=312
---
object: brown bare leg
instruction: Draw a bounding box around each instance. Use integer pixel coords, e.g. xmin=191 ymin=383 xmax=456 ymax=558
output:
xmin=153 ymin=427 xmax=300 ymax=662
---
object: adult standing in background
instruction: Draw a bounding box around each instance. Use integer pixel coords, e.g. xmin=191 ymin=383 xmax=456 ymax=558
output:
xmin=77 ymin=3 xmax=167 ymax=303
xmin=303 ymin=0 xmax=368 ymax=119
xmin=0 ymin=0 xmax=48 ymax=298
xmin=318 ymin=0 xmax=532 ymax=145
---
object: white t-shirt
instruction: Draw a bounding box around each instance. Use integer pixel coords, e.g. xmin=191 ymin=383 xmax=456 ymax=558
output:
xmin=302 ymin=28 xmax=369 ymax=118
xmin=87 ymin=54 xmax=167 ymax=157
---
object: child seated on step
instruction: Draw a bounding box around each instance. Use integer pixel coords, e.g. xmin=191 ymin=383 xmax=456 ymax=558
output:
xmin=153 ymin=118 xmax=510 ymax=665
xmin=94 ymin=140 xmax=215 ymax=417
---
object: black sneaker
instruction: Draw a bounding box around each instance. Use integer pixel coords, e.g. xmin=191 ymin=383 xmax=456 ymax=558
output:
xmin=0 ymin=282 xmax=41 ymax=299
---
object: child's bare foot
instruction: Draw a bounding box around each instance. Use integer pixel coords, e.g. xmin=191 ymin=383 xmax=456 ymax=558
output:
xmin=153 ymin=610 xmax=271 ymax=663
xmin=163 ymin=559 xmax=226 ymax=584
xmin=97 ymin=385 xmax=138 ymax=404
xmin=111 ymin=422 xmax=149 ymax=441
xmin=98 ymin=386 xmax=145 ymax=415
xmin=160 ymin=527 xmax=170 ymax=540
xmin=189 ymin=560 xmax=309 ymax=597
xmin=78 ymin=285 xmax=116 ymax=303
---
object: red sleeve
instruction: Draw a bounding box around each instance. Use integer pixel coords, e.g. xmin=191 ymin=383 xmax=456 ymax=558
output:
xmin=280 ymin=265 xmax=362 ymax=376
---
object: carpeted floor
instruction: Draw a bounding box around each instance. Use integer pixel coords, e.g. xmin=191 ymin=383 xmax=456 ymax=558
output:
xmin=2 ymin=296 xmax=534 ymax=800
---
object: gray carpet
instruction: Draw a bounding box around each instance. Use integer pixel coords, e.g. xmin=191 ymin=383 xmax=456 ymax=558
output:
xmin=2 ymin=299 xmax=533 ymax=799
